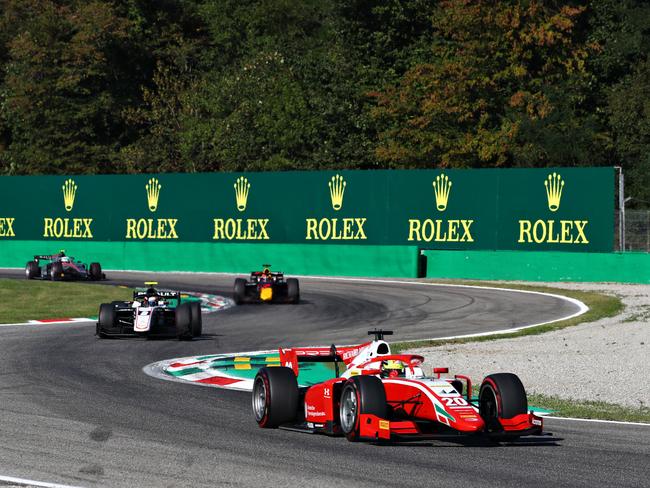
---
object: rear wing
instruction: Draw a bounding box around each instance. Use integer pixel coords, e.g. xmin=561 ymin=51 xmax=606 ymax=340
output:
xmin=33 ymin=255 xmax=54 ymax=262
xmin=34 ymin=250 xmax=67 ymax=262
xmin=133 ymin=290 xmax=181 ymax=301
xmin=250 ymin=271 xmax=284 ymax=281
xmin=278 ymin=342 xmax=372 ymax=377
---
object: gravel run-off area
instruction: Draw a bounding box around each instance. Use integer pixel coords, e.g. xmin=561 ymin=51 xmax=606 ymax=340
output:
xmin=408 ymin=282 xmax=649 ymax=409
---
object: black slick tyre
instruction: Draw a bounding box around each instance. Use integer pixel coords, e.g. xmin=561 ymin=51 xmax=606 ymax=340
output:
xmin=189 ymin=301 xmax=202 ymax=337
xmin=339 ymin=375 xmax=387 ymax=442
xmin=175 ymin=303 xmax=192 ymax=340
xmin=252 ymin=367 xmax=299 ymax=428
xmin=97 ymin=303 xmax=115 ymax=338
xmin=89 ymin=262 xmax=102 ymax=280
xmin=25 ymin=261 xmax=39 ymax=279
xmin=286 ymin=278 xmax=300 ymax=304
xmin=233 ymin=278 xmax=247 ymax=305
xmin=50 ymin=262 xmax=63 ymax=281
xmin=479 ymin=373 xmax=528 ymax=434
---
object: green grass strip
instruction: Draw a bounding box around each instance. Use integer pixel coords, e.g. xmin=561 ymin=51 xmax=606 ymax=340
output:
xmin=392 ymin=282 xmax=622 ymax=352
xmin=469 ymin=386 xmax=648 ymax=423
xmin=0 ymin=278 xmax=132 ymax=323
xmin=529 ymin=393 xmax=650 ymax=423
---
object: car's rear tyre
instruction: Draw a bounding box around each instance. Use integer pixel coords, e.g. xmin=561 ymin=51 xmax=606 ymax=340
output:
xmin=97 ymin=303 xmax=115 ymax=338
xmin=252 ymin=367 xmax=299 ymax=428
xmin=175 ymin=303 xmax=192 ymax=340
xmin=479 ymin=373 xmax=528 ymax=435
xmin=233 ymin=278 xmax=247 ymax=305
xmin=50 ymin=262 xmax=63 ymax=281
xmin=189 ymin=301 xmax=202 ymax=337
xmin=89 ymin=262 xmax=102 ymax=280
xmin=286 ymin=278 xmax=300 ymax=304
xmin=339 ymin=375 xmax=387 ymax=442
xmin=25 ymin=261 xmax=39 ymax=279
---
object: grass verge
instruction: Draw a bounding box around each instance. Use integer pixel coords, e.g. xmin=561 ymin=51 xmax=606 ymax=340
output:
xmin=465 ymin=388 xmax=650 ymax=423
xmin=392 ymin=282 xmax=622 ymax=352
xmin=528 ymin=393 xmax=650 ymax=423
xmin=0 ymin=278 xmax=132 ymax=323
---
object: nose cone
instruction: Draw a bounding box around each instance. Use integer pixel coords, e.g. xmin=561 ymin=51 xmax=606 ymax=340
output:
xmin=260 ymin=287 xmax=273 ymax=301
xmin=453 ymin=414 xmax=485 ymax=432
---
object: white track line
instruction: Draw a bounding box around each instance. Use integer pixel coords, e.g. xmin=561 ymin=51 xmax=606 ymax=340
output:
xmin=0 ymin=269 xmax=589 ymax=335
xmin=97 ymin=270 xmax=590 ymax=338
xmin=0 ymin=474 xmax=85 ymax=488
xmin=545 ymin=416 xmax=650 ymax=427
xmin=0 ymin=319 xmax=93 ymax=328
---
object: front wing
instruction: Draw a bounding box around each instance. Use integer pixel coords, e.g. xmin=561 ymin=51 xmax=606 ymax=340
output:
xmin=99 ymin=308 xmax=178 ymax=337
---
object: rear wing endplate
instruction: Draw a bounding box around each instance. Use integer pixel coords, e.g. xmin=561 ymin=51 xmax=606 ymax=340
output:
xmin=279 ymin=345 xmax=345 ymax=377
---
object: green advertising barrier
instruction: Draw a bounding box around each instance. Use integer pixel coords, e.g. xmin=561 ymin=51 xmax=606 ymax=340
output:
xmin=0 ymin=167 xmax=613 ymax=252
xmin=423 ymin=250 xmax=650 ymax=283
xmin=0 ymin=240 xmax=419 ymax=278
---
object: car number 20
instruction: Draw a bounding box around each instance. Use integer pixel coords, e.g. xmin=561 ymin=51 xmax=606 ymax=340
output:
xmin=442 ymin=397 xmax=469 ymax=407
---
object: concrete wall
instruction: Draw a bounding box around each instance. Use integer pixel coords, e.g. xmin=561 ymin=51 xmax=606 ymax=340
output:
xmin=3 ymin=241 xmax=420 ymax=278
xmin=423 ymin=250 xmax=650 ymax=283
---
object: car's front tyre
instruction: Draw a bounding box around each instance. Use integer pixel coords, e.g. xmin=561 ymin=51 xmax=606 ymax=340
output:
xmin=233 ymin=278 xmax=247 ymax=305
xmin=189 ymin=301 xmax=202 ymax=337
xmin=286 ymin=278 xmax=300 ymax=304
xmin=97 ymin=303 xmax=116 ymax=338
xmin=50 ymin=262 xmax=64 ymax=281
xmin=479 ymin=372 xmax=528 ymax=437
xmin=175 ymin=303 xmax=192 ymax=340
xmin=339 ymin=375 xmax=387 ymax=442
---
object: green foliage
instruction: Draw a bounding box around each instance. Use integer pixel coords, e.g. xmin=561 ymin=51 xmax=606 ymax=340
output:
xmin=608 ymin=60 xmax=650 ymax=205
xmin=1 ymin=0 xmax=133 ymax=173
xmin=372 ymin=1 xmax=604 ymax=168
xmin=0 ymin=0 xmax=647 ymax=206
xmin=587 ymin=0 xmax=650 ymax=206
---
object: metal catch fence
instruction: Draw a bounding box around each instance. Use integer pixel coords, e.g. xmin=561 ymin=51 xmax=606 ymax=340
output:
xmin=616 ymin=209 xmax=650 ymax=251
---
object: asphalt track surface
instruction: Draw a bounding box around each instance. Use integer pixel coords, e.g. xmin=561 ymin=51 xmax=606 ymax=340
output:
xmin=0 ymin=270 xmax=648 ymax=488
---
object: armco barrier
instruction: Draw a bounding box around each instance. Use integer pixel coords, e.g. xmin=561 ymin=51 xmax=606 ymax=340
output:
xmin=423 ymin=250 xmax=650 ymax=283
xmin=1 ymin=241 xmax=420 ymax=278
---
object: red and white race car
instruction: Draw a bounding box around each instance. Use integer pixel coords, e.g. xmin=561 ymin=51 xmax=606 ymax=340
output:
xmin=252 ymin=330 xmax=543 ymax=442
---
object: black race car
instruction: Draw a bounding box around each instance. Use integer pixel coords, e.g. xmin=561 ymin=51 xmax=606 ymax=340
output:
xmin=25 ymin=252 xmax=104 ymax=281
xmin=96 ymin=282 xmax=202 ymax=340
xmin=233 ymin=265 xmax=299 ymax=304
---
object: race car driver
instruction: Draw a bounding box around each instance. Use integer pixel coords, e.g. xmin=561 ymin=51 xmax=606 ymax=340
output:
xmin=260 ymin=268 xmax=272 ymax=282
xmin=381 ymin=360 xmax=406 ymax=378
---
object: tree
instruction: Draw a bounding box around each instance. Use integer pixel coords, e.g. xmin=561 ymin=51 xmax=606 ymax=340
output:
xmin=1 ymin=1 xmax=132 ymax=174
xmin=372 ymin=0 xmax=601 ymax=168
xmin=608 ymin=61 xmax=650 ymax=206
xmin=124 ymin=0 xmax=385 ymax=171
xmin=586 ymin=0 xmax=650 ymax=205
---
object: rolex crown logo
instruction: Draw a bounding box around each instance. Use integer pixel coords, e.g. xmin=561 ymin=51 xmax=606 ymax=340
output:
xmin=432 ymin=173 xmax=452 ymax=211
xmin=62 ymin=178 xmax=77 ymax=212
xmin=146 ymin=178 xmax=162 ymax=212
xmin=328 ymin=174 xmax=346 ymax=211
xmin=544 ymin=172 xmax=564 ymax=212
xmin=234 ymin=176 xmax=251 ymax=212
